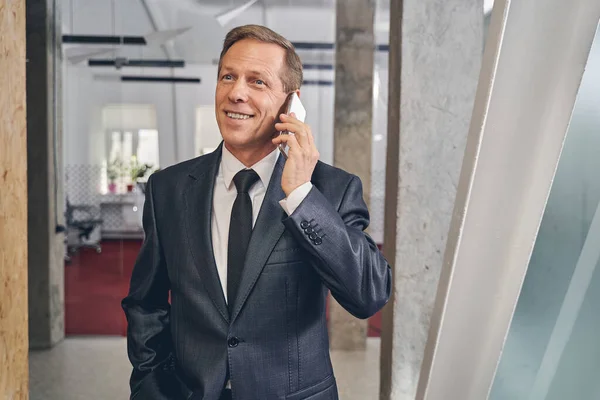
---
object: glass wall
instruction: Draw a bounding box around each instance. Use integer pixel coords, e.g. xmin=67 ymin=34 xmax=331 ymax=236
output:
xmin=490 ymin=23 xmax=600 ymax=400
xmin=61 ymin=0 xmax=168 ymax=340
xmin=370 ymin=1 xmax=390 ymax=248
xmin=30 ymin=0 xmax=389 ymax=398
xmin=59 ymin=0 xmax=342 ymax=341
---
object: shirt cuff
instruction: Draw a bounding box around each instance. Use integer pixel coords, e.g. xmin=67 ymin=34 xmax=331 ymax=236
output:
xmin=279 ymin=182 xmax=313 ymax=216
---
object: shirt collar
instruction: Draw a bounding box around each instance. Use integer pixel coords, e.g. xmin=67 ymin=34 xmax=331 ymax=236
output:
xmin=221 ymin=144 xmax=280 ymax=191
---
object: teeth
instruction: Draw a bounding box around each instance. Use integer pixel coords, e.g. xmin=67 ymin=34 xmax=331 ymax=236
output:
xmin=227 ymin=112 xmax=251 ymax=120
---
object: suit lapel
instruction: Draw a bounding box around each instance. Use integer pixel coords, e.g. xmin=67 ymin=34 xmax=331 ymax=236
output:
xmin=230 ymin=155 xmax=287 ymax=323
xmin=184 ymin=145 xmax=229 ymax=324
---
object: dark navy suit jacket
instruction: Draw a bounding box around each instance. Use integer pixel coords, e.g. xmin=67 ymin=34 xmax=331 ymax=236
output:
xmin=122 ymin=144 xmax=391 ymax=400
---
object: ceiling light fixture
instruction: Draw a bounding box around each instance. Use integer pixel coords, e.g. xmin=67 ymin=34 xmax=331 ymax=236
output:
xmin=215 ymin=0 xmax=259 ymax=26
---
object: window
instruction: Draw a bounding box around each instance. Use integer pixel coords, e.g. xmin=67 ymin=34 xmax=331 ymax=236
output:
xmin=102 ymin=105 xmax=159 ymax=194
xmin=195 ymin=105 xmax=223 ymax=156
xmin=104 ymin=129 xmax=159 ymax=193
xmin=107 ymin=129 xmax=159 ymax=167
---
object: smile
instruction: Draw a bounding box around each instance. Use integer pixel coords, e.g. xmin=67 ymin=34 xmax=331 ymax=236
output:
xmin=226 ymin=112 xmax=253 ymax=120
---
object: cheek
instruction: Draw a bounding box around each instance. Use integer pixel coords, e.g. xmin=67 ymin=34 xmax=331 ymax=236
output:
xmin=261 ymin=97 xmax=282 ymax=118
xmin=215 ymin=89 xmax=225 ymax=104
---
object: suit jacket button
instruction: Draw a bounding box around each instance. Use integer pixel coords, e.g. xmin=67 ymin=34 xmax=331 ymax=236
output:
xmin=314 ymin=237 xmax=323 ymax=245
xmin=304 ymin=226 xmax=314 ymax=234
xmin=309 ymin=232 xmax=318 ymax=240
xmin=228 ymin=337 xmax=239 ymax=348
xmin=300 ymin=221 xmax=310 ymax=229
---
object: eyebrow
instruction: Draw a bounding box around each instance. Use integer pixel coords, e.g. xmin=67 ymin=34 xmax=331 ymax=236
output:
xmin=248 ymin=70 xmax=269 ymax=77
xmin=221 ymin=66 xmax=272 ymax=79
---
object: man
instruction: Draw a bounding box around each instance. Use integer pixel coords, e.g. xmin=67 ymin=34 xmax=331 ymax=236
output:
xmin=122 ymin=24 xmax=391 ymax=400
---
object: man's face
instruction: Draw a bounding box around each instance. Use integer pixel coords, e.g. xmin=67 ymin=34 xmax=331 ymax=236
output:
xmin=215 ymin=38 xmax=290 ymax=153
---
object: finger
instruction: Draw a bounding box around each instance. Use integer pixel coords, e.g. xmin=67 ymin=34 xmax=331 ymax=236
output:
xmin=274 ymin=121 xmax=303 ymax=134
xmin=286 ymin=111 xmax=315 ymax=149
xmin=304 ymin=128 xmax=318 ymax=162
xmin=272 ymin=132 xmax=294 ymax=145
xmin=306 ymin=125 xmax=315 ymax=147
xmin=273 ymin=131 xmax=301 ymax=153
xmin=277 ymin=115 xmax=310 ymax=147
xmin=277 ymin=114 xmax=304 ymax=132
xmin=292 ymin=117 xmax=315 ymax=151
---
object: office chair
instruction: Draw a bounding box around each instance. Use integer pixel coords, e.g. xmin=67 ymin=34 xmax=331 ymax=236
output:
xmin=65 ymin=199 xmax=104 ymax=255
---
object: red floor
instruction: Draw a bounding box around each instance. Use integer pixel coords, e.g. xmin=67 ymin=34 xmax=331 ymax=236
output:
xmin=65 ymin=240 xmax=138 ymax=335
xmin=65 ymin=240 xmax=382 ymax=337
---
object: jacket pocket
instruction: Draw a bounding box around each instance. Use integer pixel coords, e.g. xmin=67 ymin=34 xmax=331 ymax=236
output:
xmin=265 ymin=247 xmax=304 ymax=265
xmin=131 ymin=355 xmax=194 ymax=400
xmin=285 ymin=375 xmax=335 ymax=400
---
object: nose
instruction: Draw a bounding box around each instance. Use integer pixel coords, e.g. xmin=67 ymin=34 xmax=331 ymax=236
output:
xmin=228 ymin=79 xmax=249 ymax=103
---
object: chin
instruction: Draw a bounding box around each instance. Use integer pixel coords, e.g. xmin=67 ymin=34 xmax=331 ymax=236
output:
xmin=225 ymin=132 xmax=276 ymax=152
xmin=221 ymin=132 xmax=255 ymax=148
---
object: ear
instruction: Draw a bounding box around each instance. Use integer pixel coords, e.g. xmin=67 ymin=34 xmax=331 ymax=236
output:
xmin=295 ymin=89 xmax=301 ymax=98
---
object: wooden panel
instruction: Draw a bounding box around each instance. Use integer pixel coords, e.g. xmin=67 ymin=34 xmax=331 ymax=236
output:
xmin=0 ymin=0 xmax=29 ymax=398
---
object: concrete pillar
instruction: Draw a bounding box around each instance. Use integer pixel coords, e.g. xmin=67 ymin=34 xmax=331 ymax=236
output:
xmin=330 ymin=0 xmax=375 ymax=351
xmin=0 ymin=0 xmax=29 ymax=397
xmin=379 ymin=0 xmax=483 ymax=398
xmin=26 ymin=0 xmax=65 ymax=349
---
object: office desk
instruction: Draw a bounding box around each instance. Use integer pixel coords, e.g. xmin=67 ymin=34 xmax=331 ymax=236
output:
xmin=99 ymin=192 xmax=145 ymax=239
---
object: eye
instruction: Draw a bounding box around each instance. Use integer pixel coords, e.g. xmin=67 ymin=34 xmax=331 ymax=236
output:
xmin=222 ymin=74 xmax=233 ymax=81
xmin=255 ymin=79 xmax=265 ymax=86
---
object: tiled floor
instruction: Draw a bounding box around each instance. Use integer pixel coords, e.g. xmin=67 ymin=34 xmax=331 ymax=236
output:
xmin=29 ymin=337 xmax=380 ymax=400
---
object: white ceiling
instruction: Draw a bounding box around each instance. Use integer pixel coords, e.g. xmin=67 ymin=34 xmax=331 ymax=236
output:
xmin=185 ymin=0 xmax=336 ymax=7
xmin=62 ymin=0 xmax=392 ymax=67
xmin=62 ymin=0 xmax=494 ymax=68
xmin=171 ymin=0 xmax=390 ymax=10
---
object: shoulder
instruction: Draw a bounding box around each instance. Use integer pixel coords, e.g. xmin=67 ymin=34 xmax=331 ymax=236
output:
xmin=151 ymin=157 xmax=200 ymax=182
xmin=148 ymin=150 xmax=219 ymax=191
xmin=312 ymin=160 xmax=361 ymax=196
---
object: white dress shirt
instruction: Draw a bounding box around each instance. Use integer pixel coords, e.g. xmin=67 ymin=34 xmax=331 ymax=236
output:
xmin=211 ymin=145 xmax=312 ymax=302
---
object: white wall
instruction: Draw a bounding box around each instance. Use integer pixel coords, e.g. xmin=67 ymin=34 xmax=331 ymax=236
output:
xmin=63 ymin=62 xmax=339 ymax=167
xmin=64 ymin=64 xmax=210 ymax=167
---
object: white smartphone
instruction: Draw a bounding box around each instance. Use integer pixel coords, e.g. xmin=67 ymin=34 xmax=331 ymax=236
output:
xmin=278 ymin=93 xmax=306 ymax=158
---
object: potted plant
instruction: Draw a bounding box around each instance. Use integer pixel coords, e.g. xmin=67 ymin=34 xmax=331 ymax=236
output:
xmin=107 ymin=158 xmax=123 ymax=193
xmin=136 ymin=167 xmax=160 ymax=194
xmin=128 ymin=156 xmax=153 ymax=192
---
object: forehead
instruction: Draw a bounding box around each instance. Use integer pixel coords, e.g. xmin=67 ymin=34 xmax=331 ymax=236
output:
xmin=221 ymin=38 xmax=286 ymax=76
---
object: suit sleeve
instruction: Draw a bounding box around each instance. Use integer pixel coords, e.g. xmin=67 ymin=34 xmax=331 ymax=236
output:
xmin=121 ymin=174 xmax=177 ymax=398
xmin=282 ymin=175 xmax=392 ymax=319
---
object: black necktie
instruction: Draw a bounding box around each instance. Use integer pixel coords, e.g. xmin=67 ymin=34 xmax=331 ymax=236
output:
xmin=227 ymin=169 xmax=260 ymax=312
